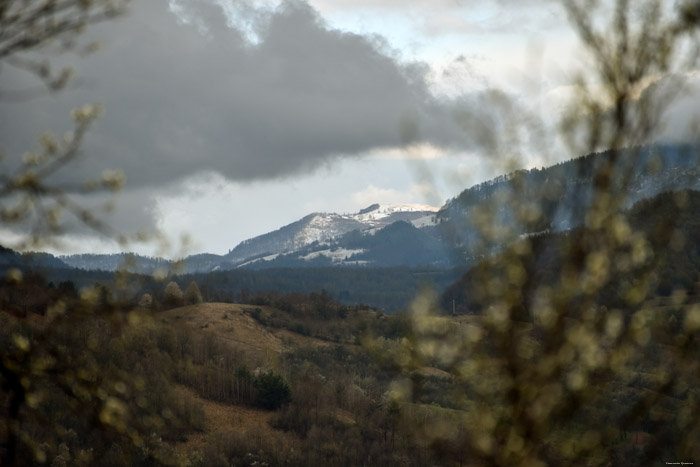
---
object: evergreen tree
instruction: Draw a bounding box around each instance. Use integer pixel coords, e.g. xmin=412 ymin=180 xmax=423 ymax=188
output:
xmin=254 ymin=372 xmax=291 ymax=410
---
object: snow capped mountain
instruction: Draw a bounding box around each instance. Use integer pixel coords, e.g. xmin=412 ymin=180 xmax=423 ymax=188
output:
xmin=223 ymin=204 xmax=439 ymax=267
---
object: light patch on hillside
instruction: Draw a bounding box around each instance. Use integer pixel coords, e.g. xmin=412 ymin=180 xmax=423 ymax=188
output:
xmin=351 ymin=203 xmax=439 ymax=223
xmin=410 ymin=215 xmax=437 ymax=228
xmin=301 ymin=248 xmax=366 ymax=262
xmin=236 ymin=253 xmax=280 ymax=268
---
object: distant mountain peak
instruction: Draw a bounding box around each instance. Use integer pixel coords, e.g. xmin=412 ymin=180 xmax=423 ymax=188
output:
xmin=219 ymin=202 xmax=440 ymax=267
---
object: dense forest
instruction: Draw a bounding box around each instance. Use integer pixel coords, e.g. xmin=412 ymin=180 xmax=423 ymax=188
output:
xmin=437 ymin=144 xmax=700 ymax=251
xmin=0 ymin=254 xmax=466 ymax=313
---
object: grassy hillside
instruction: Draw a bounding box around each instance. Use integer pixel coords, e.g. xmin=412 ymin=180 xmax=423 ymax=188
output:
xmin=2 ymin=279 xmax=700 ymax=466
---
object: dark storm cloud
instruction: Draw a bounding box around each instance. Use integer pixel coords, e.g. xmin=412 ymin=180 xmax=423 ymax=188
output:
xmin=1 ymin=0 xmax=473 ymax=189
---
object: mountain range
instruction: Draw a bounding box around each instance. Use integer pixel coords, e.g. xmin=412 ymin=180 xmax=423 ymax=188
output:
xmin=6 ymin=144 xmax=700 ymax=275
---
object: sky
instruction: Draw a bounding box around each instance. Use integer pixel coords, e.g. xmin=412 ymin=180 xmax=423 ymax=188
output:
xmin=2 ymin=0 xmax=700 ymax=257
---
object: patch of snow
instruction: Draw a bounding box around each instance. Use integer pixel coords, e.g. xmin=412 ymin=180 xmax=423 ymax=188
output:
xmin=351 ymin=204 xmax=439 ymax=223
xmin=236 ymin=253 xmax=280 ymax=268
xmin=301 ymin=248 xmax=365 ymax=263
xmin=292 ymin=214 xmax=354 ymax=246
xmin=519 ymin=229 xmax=550 ymax=239
xmin=410 ymin=215 xmax=437 ymax=228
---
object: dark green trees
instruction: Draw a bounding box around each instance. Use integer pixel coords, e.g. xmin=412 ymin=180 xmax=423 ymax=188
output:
xmin=254 ymin=371 xmax=291 ymax=410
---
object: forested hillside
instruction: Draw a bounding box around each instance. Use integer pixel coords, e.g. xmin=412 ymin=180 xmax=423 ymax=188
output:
xmin=442 ymin=189 xmax=700 ymax=316
xmin=437 ymin=145 xmax=700 ymax=252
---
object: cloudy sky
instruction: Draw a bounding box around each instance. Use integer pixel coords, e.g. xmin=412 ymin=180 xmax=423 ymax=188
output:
xmin=2 ymin=0 xmax=699 ymax=257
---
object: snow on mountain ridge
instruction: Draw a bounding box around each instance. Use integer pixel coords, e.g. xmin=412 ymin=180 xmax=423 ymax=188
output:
xmin=292 ymin=213 xmax=355 ymax=246
xmin=301 ymin=248 xmax=366 ymax=262
xmin=348 ymin=203 xmax=439 ymax=223
xmin=289 ymin=204 xmax=440 ymax=246
xmin=226 ymin=203 xmax=439 ymax=267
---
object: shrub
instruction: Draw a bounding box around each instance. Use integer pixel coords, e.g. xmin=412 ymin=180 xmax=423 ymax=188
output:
xmin=254 ymin=371 xmax=291 ymax=410
xmin=184 ymin=281 xmax=203 ymax=305
xmin=164 ymin=281 xmax=183 ymax=308
xmin=138 ymin=293 xmax=153 ymax=309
